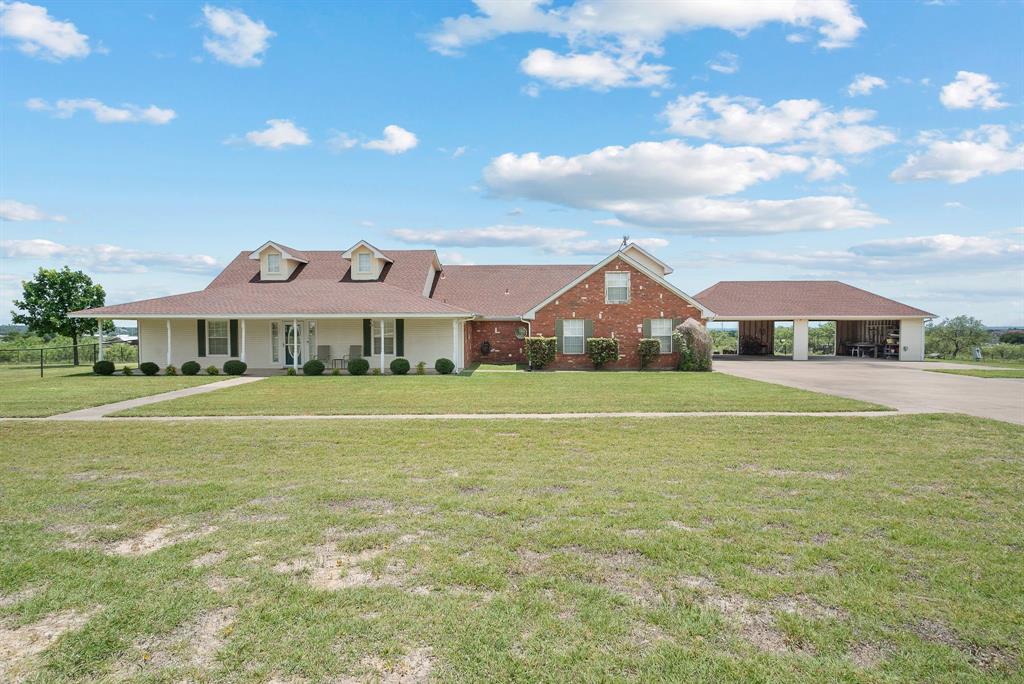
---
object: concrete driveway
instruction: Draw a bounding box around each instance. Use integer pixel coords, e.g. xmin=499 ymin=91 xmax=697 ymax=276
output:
xmin=714 ymin=358 xmax=1024 ymax=425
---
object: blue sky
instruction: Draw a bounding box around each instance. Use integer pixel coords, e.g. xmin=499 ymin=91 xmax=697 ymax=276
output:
xmin=2 ymin=0 xmax=1022 ymax=324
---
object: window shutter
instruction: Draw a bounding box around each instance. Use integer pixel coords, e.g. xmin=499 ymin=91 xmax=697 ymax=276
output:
xmin=229 ymin=320 xmax=239 ymax=357
xmin=197 ymin=319 xmax=206 ymax=357
xmin=396 ymin=319 xmax=405 ymax=356
xmin=362 ymin=319 xmax=372 ymax=357
xmin=642 ymin=319 xmax=651 ymax=339
xmin=555 ymin=319 xmax=563 ymax=353
xmin=584 ymin=319 xmax=594 ymax=340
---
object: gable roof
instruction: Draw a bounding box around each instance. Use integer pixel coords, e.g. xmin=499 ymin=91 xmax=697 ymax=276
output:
xmin=341 ymin=240 xmax=393 ymax=263
xmin=432 ymin=264 xmax=590 ymax=318
xmin=694 ymin=281 xmax=935 ymax=319
xmin=248 ymin=241 xmax=309 ymax=263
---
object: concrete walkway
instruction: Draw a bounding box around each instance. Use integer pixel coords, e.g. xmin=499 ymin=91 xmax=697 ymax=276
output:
xmin=715 ymin=358 xmax=1024 ymax=425
xmin=45 ymin=376 xmax=266 ymax=420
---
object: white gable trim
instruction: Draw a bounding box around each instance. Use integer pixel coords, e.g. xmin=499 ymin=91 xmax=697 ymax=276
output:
xmin=522 ymin=250 xmax=716 ymax=320
xmin=620 ymin=243 xmax=673 ymax=275
xmin=248 ymin=241 xmax=309 ymax=263
xmin=342 ymin=240 xmax=394 ymax=263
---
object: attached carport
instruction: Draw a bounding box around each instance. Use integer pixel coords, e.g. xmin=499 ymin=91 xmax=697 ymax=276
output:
xmin=695 ymin=281 xmax=935 ymax=361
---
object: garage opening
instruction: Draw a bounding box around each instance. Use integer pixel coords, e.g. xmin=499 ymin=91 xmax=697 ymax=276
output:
xmin=773 ymin=321 xmax=793 ymax=356
xmin=836 ymin=320 xmax=900 ymax=358
xmin=809 ymin=321 xmax=836 ymax=356
xmin=708 ymin=321 xmax=738 ymax=355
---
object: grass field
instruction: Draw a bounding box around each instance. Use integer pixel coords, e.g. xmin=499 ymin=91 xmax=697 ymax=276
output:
xmin=0 ymin=415 xmax=1021 ymax=682
xmin=926 ymin=358 xmax=1024 ymax=369
xmin=926 ymin=368 xmax=1024 ymax=379
xmin=115 ymin=372 xmax=884 ymax=417
xmin=0 ymin=366 xmax=223 ymax=417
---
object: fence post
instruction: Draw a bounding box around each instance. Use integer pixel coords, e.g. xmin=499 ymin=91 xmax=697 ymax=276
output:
xmin=40 ymin=348 xmax=44 ymax=378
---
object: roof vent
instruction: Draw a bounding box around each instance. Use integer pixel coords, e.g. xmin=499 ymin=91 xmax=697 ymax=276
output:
xmin=504 ymin=288 xmax=510 ymax=295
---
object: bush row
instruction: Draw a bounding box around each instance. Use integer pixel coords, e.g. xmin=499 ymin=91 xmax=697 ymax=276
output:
xmin=523 ymin=323 xmax=712 ymax=372
xmin=295 ymin=357 xmax=455 ymax=376
xmin=92 ymin=359 xmax=248 ymax=376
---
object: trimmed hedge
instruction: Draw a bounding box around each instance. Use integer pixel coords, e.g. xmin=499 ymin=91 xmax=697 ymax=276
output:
xmin=223 ymin=359 xmax=247 ymax=375
xmin=585 ymin=337 xmax=618 ymax=369
xmin=139 ymin=362 xmax=160 ymax=376
xmin=637 ymin=338 xmax=660 ymax=370
xmin=524 ymin=336 xmax=556 ymax=369
xmin=93 ymin=360 xmax=115 ymax=376
xmin=205 ymin=365 xmax=220 ymax=375
xmin=181 ymin=361 xmax=201 ymax=376
xmin=435 ymin=357 xmax=455 ymax=375
xmin=348 ymin=358 xmax=369 ymax=376
xmin=390 ymin=357 xmax=411 ymax=375
xmin=303 ymin=359 xmax=325 ymax=376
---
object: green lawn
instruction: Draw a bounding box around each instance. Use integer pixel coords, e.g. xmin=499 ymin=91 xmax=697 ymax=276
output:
xmin=116 ymin=372 xmax=884 ymax=417
xmin=0 ymin=365 xmax=223 ymax=417
xmin=926 ymin=358 xmax=1024 ymax=369
xmin=1 ymin=415 xmax=1021 ymax=682
xmin=926 ymin=368 xmax=1024 ymax=379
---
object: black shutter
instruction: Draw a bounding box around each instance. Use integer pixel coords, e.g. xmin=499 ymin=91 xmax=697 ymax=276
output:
xmin=554 ymin=319 xmax=563 ymax=353
xmin=229 ymin=320 xmax=239 ymax=357
xmin=642 ymin=319 xmax=651 ymax=338
xmin=197 ymin=319 xmax=206 ymax=357
xmin=583 ymin=319 xmax=594 ymax=340
xmin=396 ymin=319 xmax=405 ymax=356
xmin=362 ymin=319 xmax=372 ymax=357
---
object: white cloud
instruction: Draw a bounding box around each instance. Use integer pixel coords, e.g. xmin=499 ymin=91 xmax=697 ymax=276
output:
xmin=0 ymin=239 xmax=220 ymax=274
xmin=0 ymin=1 xmax=90 ymax=60
xmin=483 ymin=139 xmax=884 ymax=235
xmin=327 ymin=131 xmax=358 ymax=153
xmin=0 ymin=199 xmax=66 ymax=222
xmin=363 ymin=125 xmax=418 ymax=154
xmin=201 ymin=5 xmax=274 ymax=67
xmin=939 ymin=71 xmax=1007 ymax=110
xmin=707 ymin=51 xmax=739 ymax=74
xmin=235 ymin=119 xmax=310 ymax=149
xmin=847 ymin=73 xmax=886 ymax=96
xmin=662 ymin=93 xmax=896 ymax=155
xmin=26 ymin=98 xmax=176 ymax=125
xmin=520 ymin=48 xmax=669 ymax=90
xmin=943 ymin=201 xmax=966 ymax=209
xmin=392 ymin=225 xmax=668 ymax=256
xmin=452 ymin=146 xmax=467 ymax=158
xmin=891 ymin=125 xmax=1024 ymax=184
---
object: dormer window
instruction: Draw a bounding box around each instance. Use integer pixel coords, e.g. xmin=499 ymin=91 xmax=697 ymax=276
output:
xmin=267 ymin=253 xmax=281 ymax=274
xmin=358 ymin=252 xmax=372 ymax=274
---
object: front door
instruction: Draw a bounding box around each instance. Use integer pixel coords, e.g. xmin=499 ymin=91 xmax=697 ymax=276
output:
xmin=284 ymin=322 xmax=303 ymax=366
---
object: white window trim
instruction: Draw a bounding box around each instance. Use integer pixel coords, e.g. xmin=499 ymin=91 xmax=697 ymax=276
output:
xmin=651 ymin=318 xmax=673 ymax=354
xmin=267 ymin=253 xmax=281 ymax=274
xmin=270 ymin=321 xmax=280 ymax=363
xmin=357 ymin=252 xmax=373 ymax=274
xmin=207 ymin=319 xmax=230 ymax=356
xmin=562 ymin=319 xmax=585 ymax=355
xmin=605 ymin=271 xmax=630 ymax=304
xmin=373 ymin=319 xmax=396 ymax=355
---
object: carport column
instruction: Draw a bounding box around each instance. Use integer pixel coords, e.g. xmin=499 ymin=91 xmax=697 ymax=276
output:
xmin=166 ymin=319 xmax=172 ymax=367
xmin=97 ymin=318 xmax=104 ymax=361
xmin=793 ymin=319 xmax=809 ymax=361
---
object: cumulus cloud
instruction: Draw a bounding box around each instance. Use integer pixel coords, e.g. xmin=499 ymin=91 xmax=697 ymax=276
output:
xmin=0 ymin=239 xmax=220 ymax=274
xmin=939 ymin=71 xmax=1007 ymax=110
xmin=847 ymin=73 xmax=886 ymax=96
xmin=707 ymin=51 xmax=739 ymax=74
xmin=26 ymin=97 xmax=176 ymax=124
xmin=326 ymin=131 xmax=358 ymax=153
xmin=391 ymin=225 xmax=668 ymax=256
xmin=891 ymin=125 xmax=1024 ymax=184
xmin=201 ymin=5 xmax=274 ymax=67
xmin=662 ymin=93 xmax=896 ymax=155
xmin=483 ymin=139 xmax=884 ymax=235
xmin=233 ymin=119 xmax=310 ymax=149
xmin=520 ymin=48 xmax=669 ymax=90
xmin=0 ymin=199 xmax=66 ymax=222
xmin=0 ymin=1 xmax=90 ymax=60
xmin=363 ymin=125 xmax=418 ymax=154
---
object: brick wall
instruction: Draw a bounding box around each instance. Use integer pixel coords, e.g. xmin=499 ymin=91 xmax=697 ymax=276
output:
xmin=531 ymin=258 xmax=705 ymax=370
xmin=465 ymin=319 xmax=528 ymax=365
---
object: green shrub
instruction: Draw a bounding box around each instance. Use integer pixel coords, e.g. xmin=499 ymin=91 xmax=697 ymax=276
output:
xmin=980 ymin=343 xmax=1024 ymax=360
xmin=303 ymin=359 xmax=325 ymax=376
xmin=286 ymin=367 xmax=297 ymax=376
xmin=139 ymin=362 xmax=160 ymax=376
xmin=348 ymin=358 xmax=369 ymax=376
xmin=206 ymin=365 xmax=220 ymax=375
xmin=93 ymin=360 xmax=115 ymax=376
xmin=637 ymin=338 xmax=661 ymax=369
xmin=121 ymin=365 xmax=134 ymax=376
xmin=331 ymin=367 xmax=341 ymax=376
xmin=223 ymin=359 xmax=247 ymax=375
xmin=585 ymin=337 xmax=619 ymax=369
xmin=390 ymin=357 xmax=411 ymax=375
xmin=415 ymin=361 xmax=427 ymax=375
xmin=675 ymin=319 xmax=712 ymax=372
xmin=181 ymin=361 xmax=201 ymax=376
xmin=435 ymin=357 xmax=455 ymax=375
xmin=524 ymin=336 xmax=556 ymax=369
xmin=164 ymin=364 xmax=178 ymax=376
xmin=999 ymin=331 xmax=1024 ymax=345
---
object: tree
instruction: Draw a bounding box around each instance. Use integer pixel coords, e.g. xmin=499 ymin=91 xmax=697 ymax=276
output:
xmin=926 ymin=315 xmax=988 ymax=359
xmin=11 ymin=267 xmax=109 ymax=366
xmin=999 ymin=331 xmax=1024 ymax=345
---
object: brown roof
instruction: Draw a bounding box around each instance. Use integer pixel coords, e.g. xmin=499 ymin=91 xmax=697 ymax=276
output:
xmin=695 ymin=281 xmax=935 ymax=318
xmin=433 ymin=264 xmax=590 ymax=318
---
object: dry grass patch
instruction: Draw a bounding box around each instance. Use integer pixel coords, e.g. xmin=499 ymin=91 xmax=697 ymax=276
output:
xmin=0 ymin=607 xmax=99 ymax=681
xmin=107 ymin=524 xmax=218 ymax=556
xmin=119 ymin=607 xmax=236 ymax=677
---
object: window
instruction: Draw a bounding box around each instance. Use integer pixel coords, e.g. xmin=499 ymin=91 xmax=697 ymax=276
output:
xmin=562 ymin=319 xmax=585 ymax=355
xmin=267 ymin=253 xmax=281 ymax=274
xmin=207 ymin=320 xmax=229 ymax=356
xmin=651 ymin=319 xmax=672 ymax=354
xmin=306 ymin=320 xmax=317 ymax=362
xmin=605 ymin=271 xmax=630 ymax=303
xmin=271 ymin=322 xmax=279 ymax=363
xmin=373 ymin=319 xmax=395 ymax=355
xmin=358 ymin=252 xmax=372 ymax=273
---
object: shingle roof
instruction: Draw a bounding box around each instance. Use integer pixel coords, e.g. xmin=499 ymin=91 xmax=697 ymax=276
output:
xmin=695 ymin=281 xmax=935 ymax=318
xmin=432 ymin=264 xmax=590 ymax=318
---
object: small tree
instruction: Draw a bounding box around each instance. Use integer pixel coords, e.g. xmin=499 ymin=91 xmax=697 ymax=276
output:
xmin=637 ymin=338 xmax=660 ymax=369
xmin=926 ymin=315 xmax=988 ymax=359
xmin=11 ymin=267 xmax=109 ymax=366
xmin=585 ymin=337 xmax=618 ymax=368
xmin=675 ymin=318 xmax=712 ymax=371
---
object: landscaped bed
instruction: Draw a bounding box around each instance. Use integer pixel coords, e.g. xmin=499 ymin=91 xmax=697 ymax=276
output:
xmin=114 ymin=371 xmax=885 ymax=417
xmin=0 ymin=415 xmax=1021 ymax=681
xmin=0 ymin=365 xmax=224 ymax=417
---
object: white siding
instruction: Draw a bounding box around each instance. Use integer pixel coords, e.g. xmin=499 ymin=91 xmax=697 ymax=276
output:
xmin=405 ymin=318 xmax=457 ymax=369
xmin=139 ymin=319 xmax=200 ymax=368
xmin=899 ymin=318 xmax=925 ymax=361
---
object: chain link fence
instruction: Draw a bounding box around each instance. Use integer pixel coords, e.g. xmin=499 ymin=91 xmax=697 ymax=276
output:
xmin=0 ymin=343 xmax=139 ymax=376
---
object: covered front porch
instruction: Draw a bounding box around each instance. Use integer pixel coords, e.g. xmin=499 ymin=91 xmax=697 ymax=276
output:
xmin=104 ymin=315 xmax=468 ymax=373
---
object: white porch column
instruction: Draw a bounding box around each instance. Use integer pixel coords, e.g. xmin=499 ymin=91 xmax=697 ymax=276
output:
xmin=165 ymin=319 xmax=172 ymax=367
xmin=97 ymin=319 xmax=104 ymax=361
xmin=793 ymin=319 xmax=809 ymax=361
xmin=240 ymin=319 xmax=246 ymax=363
xmin=379 ymin=318 xmax=385 ymax=371
xmin=452 ymin=319 xmax=460 ymax=371
xmin=292 ymin=318 xmax=298 ymax=371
